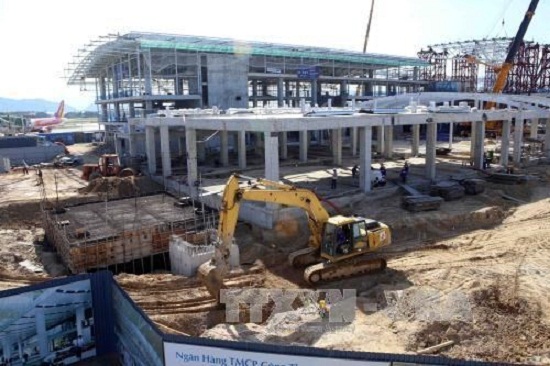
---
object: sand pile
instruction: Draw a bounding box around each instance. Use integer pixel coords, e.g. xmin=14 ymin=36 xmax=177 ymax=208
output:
xmin=79 ymin=176 xmax=139 ymax=197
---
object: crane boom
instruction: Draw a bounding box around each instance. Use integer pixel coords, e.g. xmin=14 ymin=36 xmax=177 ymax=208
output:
xmin=363 ymin=0 xmax=375 ymax=53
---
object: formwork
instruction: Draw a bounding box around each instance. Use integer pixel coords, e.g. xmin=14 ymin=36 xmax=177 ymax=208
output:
xmin=42 ymin=193 xmax=217 ymax=273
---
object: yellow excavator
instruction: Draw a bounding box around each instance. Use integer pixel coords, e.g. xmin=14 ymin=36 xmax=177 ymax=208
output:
xmin=197 ymin=174 xmax=391 ymax=301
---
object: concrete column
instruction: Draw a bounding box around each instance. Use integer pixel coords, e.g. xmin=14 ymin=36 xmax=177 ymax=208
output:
xmin=340 ymin=80 xmax=349 ymax=106
xmin=311 ymin=81 xmax=318 ymax=106
xmin=145 ymin=126 xmax=156 ymax=174
xmin=185 ymin=128 xmax=198 ymax=192
xmin=160 ymin=125 xmax=171 ymax=177
xmin=376 ymin=126 xmax=385 ymax=154
xmin=129 ymin=102 xmax=136 ymax=118
xmin=359 ymin=126 xmax=373 ymax=193
xmin=254 ymin=132 xmax=263 ymax=156
xmin=470 ymin=122 xmax=476 ymax=162
xmin=178 ymin=135 xmax=185 ymax=157
xmin=220 ymin=130 xmax=229 ymax=167
xmin=384 ymin=125 xmax=393 ymax=159
xmin=473 ymin=120 xmax=486 ymax=169
xmin=351 ymin=127 xmax=358 ymax=156
xmin=530 ymin=119 xmax=538 ymax=139
xmin=197 ymin=140 xmax=206 ymax=163
xmin=2 ymin=338 xmax=11 ymax=360
xmin=448 ymin=122 xmax=454 ymax=149
xmin=238 ymin=130 xmax=247 ymax=169
xmin=252 ymin=80 xmax=258 ymax=108
xmin=264 ymin=132 xmax=279 ymax=181
xmin=279 ymin=132 xmax=288 ymax=160
xmin=412 ymin=124 xmax=420 ymax=156
xmin=299 ymin=130 xmax=308 ymax=163
xmin=277 ymin=78 xmax=284 ymax=107
xmin=35 ymin=307 xmax=48 ymax=357
xmin=18 ymin=341 xmax=22 ymax=361
xmin=76 ymin=306 xmax=85 ymax=336
xmin=331 ymin=128 xmax=342 ymax=165
xmin=545 ymin=118 xmax=550 ymax=156
xmin=513 ymin=113 xmax=524 ymax=164
xmin=500 ymin=120 xmax=511 ymax=167
xmin=128 ymin=126 xmax=137 ymax=156
xmin=425 ymin=121 xmax=437 ymax=180
xmin=115 ymin=136 xmax=123 ymax=157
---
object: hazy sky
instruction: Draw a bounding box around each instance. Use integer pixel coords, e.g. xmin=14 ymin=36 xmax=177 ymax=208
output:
xmin=0 ymin=0 xmax=548 ymax=110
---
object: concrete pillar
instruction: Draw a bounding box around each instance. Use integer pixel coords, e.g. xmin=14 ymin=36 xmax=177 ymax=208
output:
xmin=530 ymin=119 xmax=538 ymax=139
xmin=425 ymin=121 xmax=437 ymax=180
xmin=311 ymin=81 xmax=318 ymax=106
xmin=114 ymin=136 xmax=123 ymax=157
xmin=2 ymin=338 xmax=11 ymax=360
xmin=513 ymin=113 xmax=524 ymax=164
xmin=76 ymin=306 xmax=85 ymax=336
xmin=160 ymin=125 xmax=171 ymax=177
xmin=351 ymin=127 xmax=358 ymax=156
xmin=279 ymin=132 xmax=288 ymax=160
xmin=331 ymin=128 xmax=342 ymax=166
xmin=238 ymin=130 xmax=247 ymax=169
xmin=448 ymin=122 xmax=454 ymax=149
xmin=299 ymin=130 xmax=308 ymax=163
xmin=145 ymin=126 xmax=156 ymax=174
xmin=359 ymin=126 xmax=373 ymax=193
xmin=35 ymin=307 xmax=48 ymax=357
xmin=340 ymin=80 xmax=348 ymax=106
xmin=264 ymin=132 xmax=279 ymax=181
xmin=178 ymin=135 xmax=185 ymax=157
xmin=252 ymin=80 xmax=258 ymax=108
xmin=254 ymin=132 xmax=263 ymax=156
xmin=18 ymin=341 xmax=23 ymax=361
xmin=545 ymin=118 xmax=550 ymax=156
xmin=277 ymin=78 xmax=284 ymax=107
xmin=376 ymin=126 xmax=385 ymax=154
xmin=470 ymin=122 xmax=476 ymax=162
xmin=128 ymin=126 xmax=137 ymax=156
xmin=384 ymin=125 xmax=393 ymax=159
xmin=473 ymin=120 xmax=486 ymax=169
xmin=129 ymin=102 xmax=136 ymax=118
xmin=412 ymin=124 xmax=420 ymax=156
xmin=500 ymin=120 xmax=511 ymax=167
xmin=220 ymin=130 xmax=229 ymax=167
xmin=185 ymin=128 xmax=198 ymax=192
xmin=197 ymin=141 xmax=206 ymax=163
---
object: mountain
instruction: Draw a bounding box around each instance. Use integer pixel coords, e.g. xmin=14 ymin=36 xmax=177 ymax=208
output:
xmin=0 ymin=97 xmax=78 ymax=113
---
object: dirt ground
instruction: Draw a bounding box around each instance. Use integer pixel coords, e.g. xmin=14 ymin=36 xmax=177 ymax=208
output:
xmin=1 ymin=140 xmax=550 ymax=364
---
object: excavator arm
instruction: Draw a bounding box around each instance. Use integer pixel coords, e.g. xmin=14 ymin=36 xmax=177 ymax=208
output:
xmin=197 ymin=174 xmax=331 ymax=301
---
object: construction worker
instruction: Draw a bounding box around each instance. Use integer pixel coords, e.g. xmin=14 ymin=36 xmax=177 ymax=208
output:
xmin=351 ymin=164 xmax=358 ymax=179
xmin=331 ymin=168 xmax=338 ymax=189
xmin=380 ymin=163 xmax=387 ymax=178
xmin=400 ymin=167 xmax=408 ymax=183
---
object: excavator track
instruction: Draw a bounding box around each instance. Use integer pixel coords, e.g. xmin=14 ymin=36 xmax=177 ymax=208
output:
xmin=303 ymin=257 xmax=387 ymax=284
xmin=288 ymin=247 xmax=320 ymax=267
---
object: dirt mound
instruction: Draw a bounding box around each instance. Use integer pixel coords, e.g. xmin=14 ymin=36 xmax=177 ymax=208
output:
xmin=408 ymin=283 xmax=550 ymax=364
xmin=79 ymin=176 xmax=140 ymax=197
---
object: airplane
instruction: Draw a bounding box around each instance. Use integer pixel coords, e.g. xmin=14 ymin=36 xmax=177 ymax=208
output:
xmin=28 ymin=100 xmax=65 ymax=132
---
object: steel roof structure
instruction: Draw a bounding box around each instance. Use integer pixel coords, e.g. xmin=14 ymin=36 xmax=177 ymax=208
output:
xmin=67 ymin=31 xmax=428 ymax=85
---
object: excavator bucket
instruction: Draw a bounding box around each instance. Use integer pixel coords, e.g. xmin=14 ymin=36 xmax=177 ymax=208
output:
xmin=197 ymin=260 xmax=225 ymax=303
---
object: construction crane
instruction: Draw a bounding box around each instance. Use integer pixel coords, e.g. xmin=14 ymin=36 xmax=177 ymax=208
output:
xmin=363 ymin=0 xmax=376 ymax=53
xmin=198 ymin=174 xmax=391 ymax=302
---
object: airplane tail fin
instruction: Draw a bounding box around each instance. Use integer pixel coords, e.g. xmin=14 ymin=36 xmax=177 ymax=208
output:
xmin=54 ymin=100 xmax=65 ymax=119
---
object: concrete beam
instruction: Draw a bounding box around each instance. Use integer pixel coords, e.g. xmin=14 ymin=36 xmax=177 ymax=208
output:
xmin=359 ymin=126 xmax=373 ymax=193
xmin=220 ymin=129 xmax=229 ymax=167
xmin=500 ymin=120 xmax=511 ymax=167
xmin=425 ymin=121 xmax=437 ymax=180
xmin=160 ymin=125 xmax=171 ymax=177
xmin=238 ymin=130 xmax=247 ymax=169
xmin=185 ymin=128 xmax=198 ymax=193
xmin=264 ymin=132 xmax=279 ymax=181
xmin=145 ymin=126 xmax=156 ymax=175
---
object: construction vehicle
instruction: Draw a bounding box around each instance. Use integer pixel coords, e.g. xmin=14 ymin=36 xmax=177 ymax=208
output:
xmin=198 ymin=174 xmax=391 ymax=301
xmin=81 ymin=154 xmax=134 ymax=181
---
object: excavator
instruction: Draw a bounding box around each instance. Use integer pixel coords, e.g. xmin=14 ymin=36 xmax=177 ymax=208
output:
xmin=198 ymin=174 xmax=391 ymax=301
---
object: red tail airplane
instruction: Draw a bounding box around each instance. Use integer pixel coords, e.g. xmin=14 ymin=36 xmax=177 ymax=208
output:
xmin=28 ymin=100 xmax=65 ymax=132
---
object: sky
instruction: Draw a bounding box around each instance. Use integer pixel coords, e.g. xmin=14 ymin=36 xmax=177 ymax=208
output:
xmin=1 ymin=0 xmax=549 ymax=110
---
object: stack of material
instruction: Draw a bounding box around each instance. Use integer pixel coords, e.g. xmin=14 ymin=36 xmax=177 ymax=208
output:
xmin=430 ymin=181 xmax=465 ymax=201
xmin=487 ymin=173 xmax=528 ymax=185
xmin=461 ymin=178 xmax=486 ymax=195
xmin=402 ymin=195 xmax=443 ymax=212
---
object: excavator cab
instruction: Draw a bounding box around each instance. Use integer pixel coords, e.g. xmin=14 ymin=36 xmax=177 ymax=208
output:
xmin=320 ymin=216 xmax=391 ymax=262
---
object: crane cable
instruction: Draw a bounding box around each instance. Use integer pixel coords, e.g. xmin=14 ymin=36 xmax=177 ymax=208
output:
xmin=485 ymin=0 xmax=515 ymax=39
